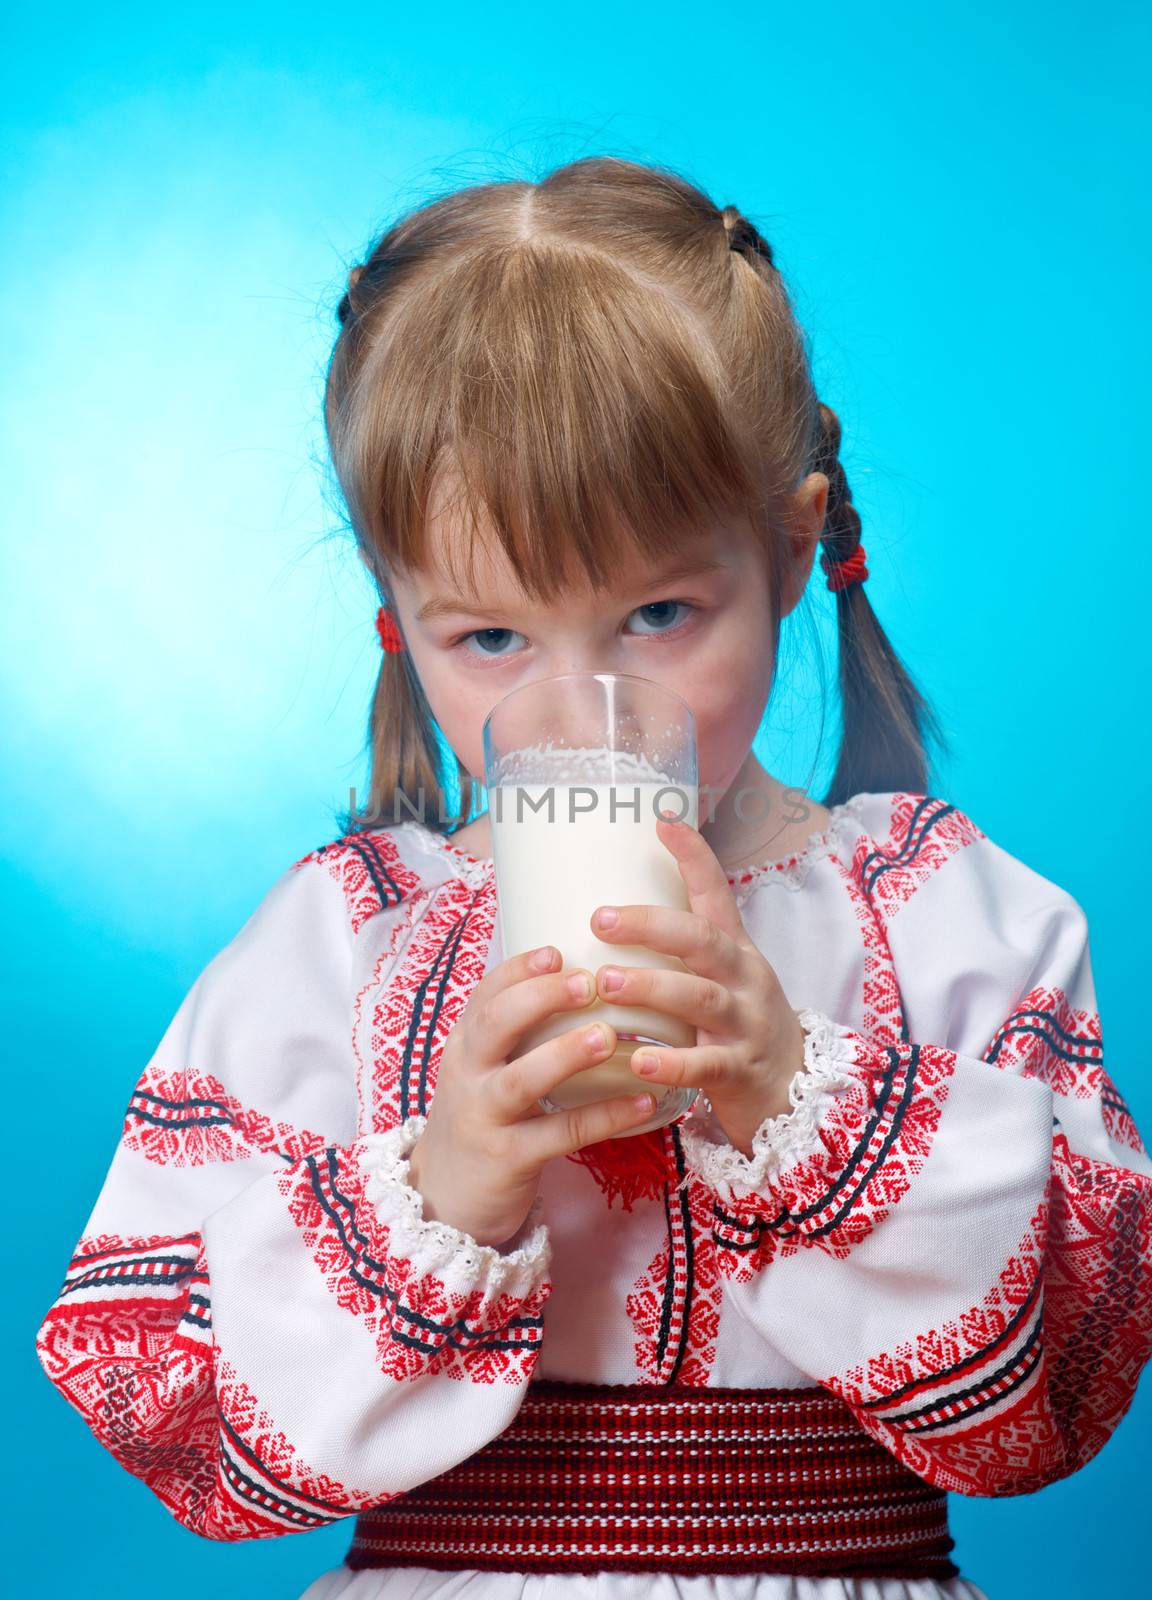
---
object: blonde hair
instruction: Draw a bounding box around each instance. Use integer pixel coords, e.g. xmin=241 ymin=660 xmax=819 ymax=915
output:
xmin=323 ymin=155 xmax=944 ymax=836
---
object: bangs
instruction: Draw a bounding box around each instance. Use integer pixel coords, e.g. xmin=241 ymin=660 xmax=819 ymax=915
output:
xmin=338 ymin=240 xmax=766 ymax=602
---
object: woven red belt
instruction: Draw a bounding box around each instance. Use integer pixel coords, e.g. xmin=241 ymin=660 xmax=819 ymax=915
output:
xmin=347 ymin=1381 xmax=960 ymax=1579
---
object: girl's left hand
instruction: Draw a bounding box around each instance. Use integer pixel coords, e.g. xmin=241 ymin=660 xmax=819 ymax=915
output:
xmin=589 ymin=811 xmax=806 ymax=1156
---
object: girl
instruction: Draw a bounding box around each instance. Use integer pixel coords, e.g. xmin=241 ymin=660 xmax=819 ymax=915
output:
xmin=36 ymin=156 xmax=1152 ymax=1600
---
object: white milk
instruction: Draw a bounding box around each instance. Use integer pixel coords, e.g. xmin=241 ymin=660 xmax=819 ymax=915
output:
xmin=489 ymin=777 xmax=699 ymax=1114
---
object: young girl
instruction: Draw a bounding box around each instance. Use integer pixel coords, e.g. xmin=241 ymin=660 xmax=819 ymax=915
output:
xmin=37 ymin=156 xmax=1152 ymax=1600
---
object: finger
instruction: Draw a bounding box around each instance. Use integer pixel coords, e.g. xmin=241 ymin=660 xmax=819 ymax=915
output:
xmin=654 ymin=813 xmax=751 ymax=943
xmin=521 ymin=1089 xmax=659 ymax=1163
xmin=595 ymin=963 xmax=735 ymax=1032
xmin=628 ymin=1042 xmax=744 ymax=1092
xmin=491 ymin=1016 xmax=619 ymax=1121
xmin=475 ymin=942 xmax=563 ymax=997
xmin=589 ymin=900 xmax=743 ymax=984
xmin=470 ymin=958 xmax=600 ymax=1070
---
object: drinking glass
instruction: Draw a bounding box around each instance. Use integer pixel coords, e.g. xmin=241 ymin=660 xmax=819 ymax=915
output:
xmin=482 ymin=671 xmax=698 ymax=1135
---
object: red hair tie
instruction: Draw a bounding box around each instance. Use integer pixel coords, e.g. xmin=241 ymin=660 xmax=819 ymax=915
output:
xmin=820 ymin=543 xmax=869 ymax=593
xmin=375 ymin=604 xmax=406 ymax=652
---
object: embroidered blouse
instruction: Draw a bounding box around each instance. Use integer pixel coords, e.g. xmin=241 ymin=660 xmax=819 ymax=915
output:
xmin=35 ymin=790 xmax=1152 ymax=1600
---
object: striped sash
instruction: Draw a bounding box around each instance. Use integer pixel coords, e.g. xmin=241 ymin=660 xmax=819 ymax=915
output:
xmin=347 ymin=1381 xmax=959 ymax=1579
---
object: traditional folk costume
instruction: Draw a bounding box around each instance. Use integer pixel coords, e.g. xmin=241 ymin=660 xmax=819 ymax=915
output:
xmin=37 ymin=790 xmax=1152 ymax=1599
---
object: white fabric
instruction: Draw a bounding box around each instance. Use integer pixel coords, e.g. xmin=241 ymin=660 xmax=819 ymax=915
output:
xmin=300 ymin=1570 xmax=990 ymax=1600
xmin=36 ymin=789 xmax=1152 ymax=1600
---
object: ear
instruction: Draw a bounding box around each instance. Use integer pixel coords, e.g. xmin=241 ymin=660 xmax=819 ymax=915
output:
xmin=779 ymin=472 xmax=830 ymax=618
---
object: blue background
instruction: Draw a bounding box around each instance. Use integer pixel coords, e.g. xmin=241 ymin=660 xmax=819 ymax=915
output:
xmin=3 ymin=5 xmax=1149 ymax=1596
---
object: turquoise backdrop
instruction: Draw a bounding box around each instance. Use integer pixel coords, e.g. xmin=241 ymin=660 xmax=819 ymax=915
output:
xmin=3 ymin=5 xmax=1148 ymax=1596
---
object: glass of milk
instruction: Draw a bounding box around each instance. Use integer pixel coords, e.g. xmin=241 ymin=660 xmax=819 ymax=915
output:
xmin=482 ymin=672 xmax=698 ymax=1135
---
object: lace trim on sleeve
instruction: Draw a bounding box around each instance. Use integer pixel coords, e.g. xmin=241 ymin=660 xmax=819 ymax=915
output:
xmin=358 ymin=1115 xmax=551 ymax=1300
xmin=680 ymin=1008 xmax=863 ymax=1204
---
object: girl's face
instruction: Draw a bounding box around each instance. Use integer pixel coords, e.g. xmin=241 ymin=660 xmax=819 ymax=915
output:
xmin=384 ymin=473 xmax=829 ymax=809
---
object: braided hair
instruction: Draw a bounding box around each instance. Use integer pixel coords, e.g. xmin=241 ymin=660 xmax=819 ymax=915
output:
xmin=720 ymin=202 xmax=945 ymax=802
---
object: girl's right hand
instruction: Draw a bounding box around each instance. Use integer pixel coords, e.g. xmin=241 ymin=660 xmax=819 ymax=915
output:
xmin=405 ymin=944 xmax=656 ymax=1247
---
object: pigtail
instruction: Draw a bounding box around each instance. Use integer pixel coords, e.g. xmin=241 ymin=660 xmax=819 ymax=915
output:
xmin=812 ymin=403 xmax=948 ymax=805
xmin=337 ymin=572 xmax=476 ymax=840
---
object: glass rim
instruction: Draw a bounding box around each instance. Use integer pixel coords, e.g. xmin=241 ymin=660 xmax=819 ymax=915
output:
xmin=481 ymin=669 xmax=695 ymax=744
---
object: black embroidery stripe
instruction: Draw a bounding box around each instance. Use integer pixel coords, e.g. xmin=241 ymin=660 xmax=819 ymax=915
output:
xmin=399 ymin=911 xmax=465 ymax=1121
xmin=665 ymin=1132 xmax=694 ymax=1382
xmin=416 ymin=897 xmax=479 ymax=1116
xmin=346 ymin=835 xmax=405 ymax=909
xmin=881 ymin=1315 xmax=1044 ymax=1427
xmin=132 ymin=1089 xmax=234 ymax=1113
xmin=711 ymin=1231 xmax=762 ymax=1254
xmin=653 ymin=1174 xmax=678 ymax=1375
xmin=860 ymin=1270 xmax=1043 ymax=1410
xmin=182 ymin=1292 xmax=212 ymax=1327
xmin=389 ymin=1323 xmax=539 ymax=1356
xmin=67 ymin=1251 xmax=199 ymax=1279
xmin=774 ymin=1048 xmax=918 ymax=1242
xmin=219 ymin=1411 xmax=352 ymax=1519
xmin=60 ymin=1265 xmax=198 ymax=1296
xmin=307 ymin=1153 xmax=542 ymax=1347
xmin=900 ymin=1335 xmax=1045 ymax=1435
xmin=807 ymin=1049 xmax=919 ymax=1240
xmin=126 ymin=1107 xmax=233 ymax=1131
xmin=659 ymin=1127 xmax=695 ymax=1386
xmin=860 ymin=798 xmax=956 ymax=897
xmin=711 ymin=1203 xmax=762 ymax=1236
xmin=124 ymin=1096 xmax=300 ymax=1165
xmin=858 ymin=795 xmax=937 ymax=889
xmin=985 ymin=1021 xmax=1104 ymax=1068
xmin=988 ymin=1007 xmax=1103 ymax=1054
xmin=711 ymin=1200 xmax=762 ymax=1255
xmin=218 ymin=1443 xmax=338 ymax=1528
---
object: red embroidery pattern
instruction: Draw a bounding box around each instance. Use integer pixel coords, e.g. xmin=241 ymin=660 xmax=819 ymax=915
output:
xmin=841 ymin=844 xmax=906 ymax=1047
xmin=708 ymin=812 xmax=916 ymax=1281
xmin=709 ymin=1201 xmax=767 ymax=1285
xmin=36 ymin=1233 xmax=374 ymax=1538
xmin=366 ymin=874 xmax=498 ymax=1133
xmin=352 ymin=894 xmax=431 ymax=1131
xmin=280 ymin=1145 xmax=548 ymax=1386
xmin=982 ymin=983 xmax=1144 ymax=1156
xmin=985 ymin=983 xmax=1102 ymax=1089
xmin=712 ymin=1039 xmax=955 ymax=1267
xmin=829 ymin=1131 xmax=1152 ymax=1495
xmin=291 ymin=828 xmax=422 ymax=936
xmin=855 ymin=794 xmax=985 ymax=921
xmin=1099 ymin=1075 xmax=1146 ymax=1156
xmin=626 ymin=1129 xmax=721 ymax=1386
xmin=122 ymin=1065 xmax=328 ymax=1168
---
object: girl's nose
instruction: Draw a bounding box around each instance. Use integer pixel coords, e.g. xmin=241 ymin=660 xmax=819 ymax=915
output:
xmin=538 ymin=652 xmax=613 ymax=682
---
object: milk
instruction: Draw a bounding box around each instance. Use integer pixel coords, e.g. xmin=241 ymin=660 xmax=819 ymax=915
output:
xmin=489 ymin=778 xmax=699 ymax=1114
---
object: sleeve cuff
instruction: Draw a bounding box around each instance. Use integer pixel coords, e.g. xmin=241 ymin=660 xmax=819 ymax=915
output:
xmin=679 ymin=1007 xmax=863 ymax=1206
xmin=357 ymin=1116 xmax=552 ymax=1307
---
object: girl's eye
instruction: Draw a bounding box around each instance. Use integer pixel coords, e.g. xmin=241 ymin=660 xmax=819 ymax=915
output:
xmin=458 ymin=627 xmax=528 ymax=659
xmin=625 ymin=599 xmax=694 ymax=636
xmin=453 ymin=600 xmax=695 ymax=660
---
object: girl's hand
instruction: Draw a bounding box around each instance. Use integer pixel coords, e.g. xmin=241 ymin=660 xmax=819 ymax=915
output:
xmin=407 ymin=947 xmax=654 ymax=1247
xmin=590 ymin=812 xmax=806 ymax=1156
